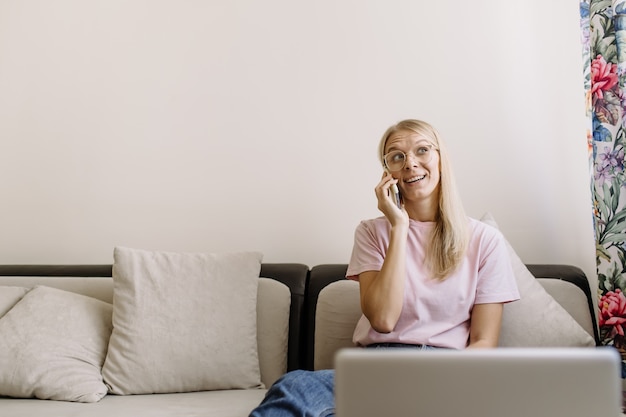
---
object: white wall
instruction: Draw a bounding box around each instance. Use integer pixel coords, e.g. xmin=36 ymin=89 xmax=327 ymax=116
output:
xmin=0 ymin=1 xmax=596 ymax=289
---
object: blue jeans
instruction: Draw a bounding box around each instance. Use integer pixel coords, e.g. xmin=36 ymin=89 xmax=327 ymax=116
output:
xmin=248 ymin=344 xmax=440 ymax=417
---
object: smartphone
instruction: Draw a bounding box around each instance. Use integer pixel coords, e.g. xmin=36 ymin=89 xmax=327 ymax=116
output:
xmin=390 ymin=183 xmax=402 ymax=208
xmin=385 ymin=169 xmax=403 ymax=209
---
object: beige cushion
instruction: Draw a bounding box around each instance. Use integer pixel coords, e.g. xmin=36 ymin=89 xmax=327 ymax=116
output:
xmin=0 ymin=388 xmax=269 ymax=417
xmin=480 ymin=213 xmax=595 ymax=347
xmin=0 ymin=286 xmax=112 ymax=402
xmin=315 ymin=280 xmax=361 ymax=370
xmin=538 ymin=278 xmax=596 ymax=337
xmin=102 ymin=247 xmax=264 ymax=395
xmin=0 ymin=286 xmax=28 ymax=317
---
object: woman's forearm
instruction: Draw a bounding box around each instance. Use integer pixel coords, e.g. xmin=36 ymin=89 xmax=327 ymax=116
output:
xmin=360 ymin=225 xmax=408 ymax=333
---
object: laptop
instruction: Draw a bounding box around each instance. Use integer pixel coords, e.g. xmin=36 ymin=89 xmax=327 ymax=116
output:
xmin=334 ymin=347 xmax=623 ymax=417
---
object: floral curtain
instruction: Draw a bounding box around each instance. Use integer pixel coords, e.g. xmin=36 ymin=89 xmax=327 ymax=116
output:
xmin=581 ymin=0 xmax=626 ymax=376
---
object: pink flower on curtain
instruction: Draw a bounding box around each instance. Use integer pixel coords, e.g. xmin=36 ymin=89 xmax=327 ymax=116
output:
xmin=599 ymin=289 xmax=626 ymax=337
xmin=591 ymin=54 xmax=619 ymax=100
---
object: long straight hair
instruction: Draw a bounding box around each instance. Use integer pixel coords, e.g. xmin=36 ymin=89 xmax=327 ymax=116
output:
xmin=378 ymin=119 xmax=469 ymax=280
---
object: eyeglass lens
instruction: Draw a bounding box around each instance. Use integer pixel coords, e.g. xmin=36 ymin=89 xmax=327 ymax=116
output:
xmin=384 ymin=146 xmax=432 ymax=171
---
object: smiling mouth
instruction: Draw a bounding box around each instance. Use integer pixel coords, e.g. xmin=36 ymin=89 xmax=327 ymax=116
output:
xmin=405 ymin=175 xmax=426 ymax=183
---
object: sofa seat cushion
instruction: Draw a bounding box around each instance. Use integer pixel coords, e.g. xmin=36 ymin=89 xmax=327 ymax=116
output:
xmin=0 ymin=389 xmax=268 ymax=417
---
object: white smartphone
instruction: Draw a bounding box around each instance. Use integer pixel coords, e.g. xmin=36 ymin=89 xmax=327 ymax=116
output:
xmin=390 ymin=183 xmax=402 ymax=208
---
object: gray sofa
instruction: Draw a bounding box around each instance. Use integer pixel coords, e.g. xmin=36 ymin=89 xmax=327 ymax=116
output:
xmin=0 ymin=262 xmax=600 ymax=416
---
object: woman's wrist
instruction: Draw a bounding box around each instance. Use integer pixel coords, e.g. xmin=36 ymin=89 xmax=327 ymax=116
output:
xmin=390 ymin=221 xmax=409 ymax=235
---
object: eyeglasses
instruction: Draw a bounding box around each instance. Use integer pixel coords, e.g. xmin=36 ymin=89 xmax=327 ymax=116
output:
xmin=383 ymin=144 xmax=436 ymax=172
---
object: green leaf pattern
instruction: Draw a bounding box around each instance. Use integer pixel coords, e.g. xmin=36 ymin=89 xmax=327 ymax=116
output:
xmin=582 ymin=1 xmax=626 ymax=364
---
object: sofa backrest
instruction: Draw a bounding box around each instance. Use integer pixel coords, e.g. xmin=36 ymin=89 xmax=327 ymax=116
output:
xmin=0 ymin=263 xmax=309 ymax=387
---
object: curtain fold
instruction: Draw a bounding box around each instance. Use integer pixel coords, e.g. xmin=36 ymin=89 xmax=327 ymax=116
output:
xmin=581 ymin=0 xmax=626 ymax=376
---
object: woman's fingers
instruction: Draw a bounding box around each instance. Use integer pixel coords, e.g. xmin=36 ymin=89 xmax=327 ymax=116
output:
xmin=376 ymin=172 xmax=398 ymax=210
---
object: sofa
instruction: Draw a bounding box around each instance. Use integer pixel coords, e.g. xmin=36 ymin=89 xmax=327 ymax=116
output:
xmin=0 ymin=251 xmax=600 ymax=416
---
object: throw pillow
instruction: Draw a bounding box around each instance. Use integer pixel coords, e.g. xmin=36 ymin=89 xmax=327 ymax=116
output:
xmin=480 ymin=212 xmax=595 ymax=347
xmin=0 ymin=286 xmax=112 ymax=402
xmin=102 ymin=247 xmax=264 ymax=395
xmin=0 ymin=286 xmax=29 ymax=318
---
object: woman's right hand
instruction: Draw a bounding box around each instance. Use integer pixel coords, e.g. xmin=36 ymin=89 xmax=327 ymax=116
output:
xmin=360 ymin=173 xmax=410 ymax=332
xmin=375 ymin=172 xmax=409 ymax=227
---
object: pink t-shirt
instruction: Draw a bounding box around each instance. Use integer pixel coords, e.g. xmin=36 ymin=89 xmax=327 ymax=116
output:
xmin=346 ymin=217 xmax=520 ymax=350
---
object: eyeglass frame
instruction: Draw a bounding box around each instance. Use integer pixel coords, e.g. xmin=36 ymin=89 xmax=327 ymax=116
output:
xmin=382 ymin=143 xmax=438 ymax=172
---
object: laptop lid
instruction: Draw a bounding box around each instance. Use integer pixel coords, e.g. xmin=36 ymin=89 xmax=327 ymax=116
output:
xmin=334 ymin=347 xmax=622 ymax=417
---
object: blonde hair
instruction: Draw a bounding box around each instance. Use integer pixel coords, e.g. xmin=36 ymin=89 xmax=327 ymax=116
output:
xmin=378 ymin=119 xmax=469 ymax=280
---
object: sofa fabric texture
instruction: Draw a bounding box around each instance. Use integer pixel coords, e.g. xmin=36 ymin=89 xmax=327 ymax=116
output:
xmin=0 ymin=285 xmax=28 ymax=317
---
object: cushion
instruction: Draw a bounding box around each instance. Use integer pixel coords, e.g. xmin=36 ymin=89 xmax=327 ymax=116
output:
xmin=0 ymin=286 xmax=29 ymax=318
xmin=0 ymin=389 xmax=269 ymax=415
xmin=102 ymin=247 xmax=264 ymax=395
xmin=480 ymin=212 xmax=596 ymax=347
xmin=0 ymin=286 xmax=112 ymax=402
xmin=314 ymin=279 xmax=361 ymax=370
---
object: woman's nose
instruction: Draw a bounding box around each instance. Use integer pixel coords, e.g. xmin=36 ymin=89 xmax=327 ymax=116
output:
xmin=404 ymin=152 xmax=420 ymax=168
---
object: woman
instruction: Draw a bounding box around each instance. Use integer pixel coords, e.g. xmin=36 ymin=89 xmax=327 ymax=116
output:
xmin=249 ymin=119 xmax=520 ymax=417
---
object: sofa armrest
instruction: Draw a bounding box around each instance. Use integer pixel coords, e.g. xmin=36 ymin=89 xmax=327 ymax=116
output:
xmin=525 ymin=264 xmax=599 ymax=345
xmin=305 ymin=264 xmax=348 ymax=370
xmin=259 ymin=263 xmax=309 ymax=370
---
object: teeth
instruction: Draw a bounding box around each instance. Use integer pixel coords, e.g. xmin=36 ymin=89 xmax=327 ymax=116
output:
xmin=406 ymin=175 xmax=426 ymax=183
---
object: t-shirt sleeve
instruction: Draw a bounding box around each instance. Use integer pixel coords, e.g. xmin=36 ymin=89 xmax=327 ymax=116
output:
xmin=474 ymin=228 xmax=520 ymax=304
xmin=346 ymin=220 xmax=387 ymax=281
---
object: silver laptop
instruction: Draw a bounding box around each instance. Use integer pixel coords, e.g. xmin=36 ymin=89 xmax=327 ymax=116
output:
xmin=335 ymin=347 xmax=623 ymax=417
